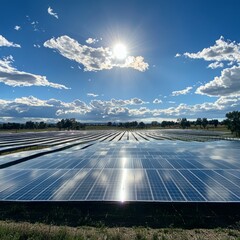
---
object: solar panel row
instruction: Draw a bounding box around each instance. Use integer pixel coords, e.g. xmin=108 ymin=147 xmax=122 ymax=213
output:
xmin=0 ymin=130 xmax=239 ymax=203
xmin=1 ymin=168 xmax=240 ymax=202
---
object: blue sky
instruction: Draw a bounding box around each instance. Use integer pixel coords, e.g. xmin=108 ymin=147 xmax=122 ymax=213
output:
xmin=0 ymin=0 xmax=240 ymax=123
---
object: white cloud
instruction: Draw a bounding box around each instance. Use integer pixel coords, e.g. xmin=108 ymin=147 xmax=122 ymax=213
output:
xmin=0 ymin=95 xmax=240 ymax=121
xmin=31 ymin=21 xmax=39 ymax=31
xmin=33 ymin=44 xmax=41 ymax=48
xmin=90 ymin=98 xmax=147 ymax=109
xmin=168 ymin=101 xmax=175 ymax=104
xmin=87 ymin=93 xmax=99 ymax=97
xmin=122 ymin=56 xmax=149 ymax=72
xmin=129 ymin=98 xmax=148 ymax=105
xmin=47 ymin=7 xmax=58 ymax=19
xmin=184 ymin=36 xmax=240 ymax=65
xmin=86 ymin=38 xmax=98 ymax=44
xmin=44 ymin=35 xmax=149 ymax=72
xmin=153 ymin=98 xmax=162 ymax=104
xmin=14 ymin=25 xmax=21 ymax=31
xmin=0 ymin=35 xmax=20 ymax=48
xmin=172 ymin=86 xmax=192 ymax=96
xmin=175 ymin=53 xmax=181 ymax=57
xmin=25 ymin=16 xmax=42 ymax=32
xmin=177 ymin=37 xmax=240 ymax=98
xmin=0 ymin=56 xmax=69 ymax=89
xmin=0 ymin=96 xmax=89 ymax=120
xmin=151 ymin=95 xmax=240 ymax=118
xmin=196 ymin=66 xmax=240 ymax=97
xmin=207 ymin=62 xmax=224 ymax=69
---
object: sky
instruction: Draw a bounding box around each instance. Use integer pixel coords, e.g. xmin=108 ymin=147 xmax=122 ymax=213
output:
xmin=0 ymin=0 xmax=240 ymax=123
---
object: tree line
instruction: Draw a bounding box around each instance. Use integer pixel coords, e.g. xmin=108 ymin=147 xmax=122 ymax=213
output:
xmin=0 ymin=111 xmax=239 ymax=136
xmin=107 ymin=121 xmax=146 ymax=128
xmin=0 ymin=119 xmax=85 ymax=131
xmin=0 ymin=121 xmax=52 ymax=130
xmin=177 ymin=118 xmax=219 ymax=129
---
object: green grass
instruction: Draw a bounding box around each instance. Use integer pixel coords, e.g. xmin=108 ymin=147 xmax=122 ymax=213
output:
xmin=0 ymin=221 xmax=240 ymax=240
xmin=1 ymin=202 xmax=240 ymax=229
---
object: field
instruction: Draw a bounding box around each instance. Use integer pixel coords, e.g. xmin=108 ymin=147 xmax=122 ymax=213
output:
xmin=0 ymin=129 xmax=240 ymax=239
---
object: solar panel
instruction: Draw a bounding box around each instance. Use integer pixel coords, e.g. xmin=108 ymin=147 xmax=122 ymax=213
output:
xmin=0 ymin=130 xmax=240 ymax=202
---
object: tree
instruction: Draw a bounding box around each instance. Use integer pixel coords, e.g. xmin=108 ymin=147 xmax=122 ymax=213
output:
xmin=180 ymin=118 xmax=190 ymax=129
xmin=64 ymin=119 xmax=72 ymax=130
xmin=25 ymin=121 xmax=35 ymax=129
xmin=225 ymin=111 xmax=240 ymax=137
xmin=213 ymin=119 xmax=219 ymax=128
xmin=160 ymin=121 xmax=175 ymax=128
xmin=57 ymin=121 xmax=63 ymax=130
xmin=202 ymin=118 xmax=208 ymax=129
xmin=131 ymin=121 xmax=138 ymax=128
xmin=195 ymin=118 xmax=202 ymax=129
xmin=138 ymin=122 xmax=145 ymax=128
xmin=118 ymin=122 xmax=123 ymax=128
xmin=38 ymin=121 xmax=46 ymax=129
xmin=56 ymin=118 xmax=85 ymax=131
xmin=151 ymin=121 xmax=159 ymax=126
xmin=161 ymin=121 xmax=168 ymax=128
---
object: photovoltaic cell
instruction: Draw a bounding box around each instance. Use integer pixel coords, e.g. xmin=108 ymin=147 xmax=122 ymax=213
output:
xmin=0 ymin=130 xmax=240 ymax=202
xmin=146 ymin=170 xmax=170 ymax=201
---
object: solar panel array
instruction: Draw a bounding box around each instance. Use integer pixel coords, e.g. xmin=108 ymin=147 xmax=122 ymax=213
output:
xmin=0 ymin=129 xmax=240 ymax=202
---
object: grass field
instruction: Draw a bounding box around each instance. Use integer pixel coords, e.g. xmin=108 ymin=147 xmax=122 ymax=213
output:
xmin=1 ymin=202 xmax=240 ymax=239
xmin=1 ymin=220 xmax=240 ymax=240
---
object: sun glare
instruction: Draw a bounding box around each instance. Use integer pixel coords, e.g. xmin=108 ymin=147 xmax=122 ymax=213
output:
xmin=113 ymin=43 xmax=127 ymax=60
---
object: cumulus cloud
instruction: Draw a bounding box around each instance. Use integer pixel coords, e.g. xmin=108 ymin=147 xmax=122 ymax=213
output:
xmin=47 ymin=7 xmax=58 ymax=19
xmin=0 ymin=56 xmax=69 ymax=89
xmin=129 ymin=98 xmax=148 ymax=105
xmin=207 ymin=62 xmax=224 ymax=69
xmin=122 ymin=56 xmax=149 ymax=72
xmin=0 ymin=96 xmax=89 ymax=119
xmin=1 ymin=95 xmax=239 ymax=122
xmin=175 ymin=53 xmax=181 ymax=57
xmin=183 ymin=36 xmax=240 ymax=66
xmin=177 ymin=37 xmax=240 ymax=98
xmin=44 ymin=35 xmax=149 ymax=72
xmin=172 ymin=86 xmax=192 ymax=96
xmin=196 ymin=66 xmax=240 ymax=97
xmin=0 ymin=35 xmax=20 ymax=48
xmin=87 ymin=93 xmax=99 ymax=97
xmin=153 ymin=98 xmax=162 ymax=104
xmin=90 ymin=98 xmax=147 ymax=109
xmin=0 ymin=96 xmax=148 ymax=121
xmin=86 ymin=38 xmax=98 ymax=44
xmin=151 ymin=95 xmax=240 ymax=118
xmin=14 ymin=25 xmax=21 ymax=31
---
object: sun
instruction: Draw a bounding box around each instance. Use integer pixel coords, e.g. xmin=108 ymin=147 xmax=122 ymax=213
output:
xmin=113 ymin=43 xmax=127 ymax=60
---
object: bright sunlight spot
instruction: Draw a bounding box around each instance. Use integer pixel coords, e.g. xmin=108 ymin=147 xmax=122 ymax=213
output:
xmin=113 ymin=43 xmax=127 ymax=60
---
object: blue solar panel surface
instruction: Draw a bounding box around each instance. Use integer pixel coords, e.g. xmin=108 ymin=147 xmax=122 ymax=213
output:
xmin=0 ymin=130 xmax=240 ymax=202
